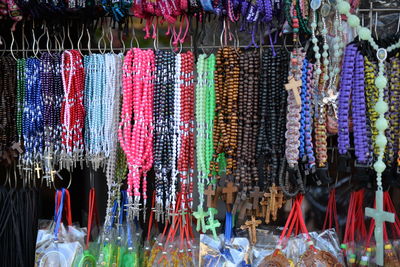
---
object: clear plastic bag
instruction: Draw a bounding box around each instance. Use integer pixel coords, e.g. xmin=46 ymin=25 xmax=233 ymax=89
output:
xmin=234 ymin=227 xmax=344 ymax=266
xmin=35 ymin=223 xmax=86 ymax=267
xmin=35 ymin=189 xmax=86 ymax=267
xmin=199 ymin=234 xmax=250 ymax=266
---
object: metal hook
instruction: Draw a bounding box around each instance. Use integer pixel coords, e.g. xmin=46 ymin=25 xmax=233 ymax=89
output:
xmin=396 ymin=13 xmax=400 ymax=34
xmin=86 ymin=28 xmax=92 ymax=55
xmin=153 ymin=25 xmax=158 ymax=51
xmin=109 ymin=26 xmax=114 ymax=54
xmin=98 ymin=20 xmax=106 ymax=54
xmin=61 ymin=25 xmax=65 ymax=51
xmin=220 ymin=20 xmax=226 ymax=48
xmin=374 ymin=12 xmax=379 ymax=40
xmin=32 ymin=21 xmax=38 ymax=58
xmin=77 ymin=24 xmax=85 ymax=56
xmin=10 ymin=29 xmax=17 ymax=61
xmin=130 ymin=17 xmax=140 ymax=48
xmin=283 ymin=34 xmax=291 ymax=54
xmin=53 ymin=26 xmax=61 ymax=53
xmin=45 ymin=25 xmax=52 ymax=56
xmin=118 ymin=26 xmax=126 ymax=54
xmin=21 ymin=21 xmax=26 ymax=58
xmin=52 ymin=171 xmax=72 ymax=190
xmin=170 ymin=36 xmax=183 ymax=54
xmin=35 ymin=25 xmax=46 ymax=58
xmin=67 ymin=22 xmax=74 ymax=50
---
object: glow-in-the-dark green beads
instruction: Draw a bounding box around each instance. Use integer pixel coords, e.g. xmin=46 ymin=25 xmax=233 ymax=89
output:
xmin=375 ymin=117 xmax=389 ymax=131
xmin=348 ymin=15 xmax=360 ymax=28
xmin=374 ymin=100 xmax=389 ymax=114
xmin=358 ymin=27 xmax=372 ymax=41
xmin=337 ymin=1 xmax=350 ymax=14
xmin=375 ymin=76 xmax=387 ymax=89
xmin=375 ymin=134 xmax=387 ymax=147
xmin=374 ymin=159 xmax=386 ymax=173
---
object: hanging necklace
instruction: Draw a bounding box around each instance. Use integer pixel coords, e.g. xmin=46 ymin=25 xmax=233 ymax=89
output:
xmin=40 ymin=52 xmax=64 ymax=185
xmin=84 ymin=53 xmax=106 ymax=170
xmin=0 ymin=57 xmax=17 ymax=164
xmin=23 ymin=57 xmax=43 ymax=174
xmin=104 ymin=53 xmax=124 ymax=230
xmin=119 ymin=48 xmax=155 ymax=221
xmin=177 ymin=51 xmax=195 ymax=216
xmin=16 ymin=58 xmax=25 ymax=144
xmin=60 ymin=49 xmax=85 ymax=171
xmin=256 ymin=48 xmax=288 ymax=224
xmin=336 ymin=1 xmax=399 ymax=264
xmin=234 ymin=49 xmax=260 ymax=216
xmin=283 ymin=48 xmax=306 ymax=196
xmin=338 ymin=44 xmax=370 ymax=183
xmin=194 ymin=53 xmax=216 ymax=232
xmin=153 ymin=50 xmax=175 ymax=221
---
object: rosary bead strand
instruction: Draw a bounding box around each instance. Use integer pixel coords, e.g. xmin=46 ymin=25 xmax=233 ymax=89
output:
xmin=61 ymin=50 xmax=85 ymax=170
xmin=119 ymin=48 xmax=155 ymax=220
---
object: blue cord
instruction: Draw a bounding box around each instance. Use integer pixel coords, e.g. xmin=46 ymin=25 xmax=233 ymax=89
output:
xmin=299 ymin=58 xmax=308 ymax=160
xmin=53 ymin=189 xmax=65 ymax=240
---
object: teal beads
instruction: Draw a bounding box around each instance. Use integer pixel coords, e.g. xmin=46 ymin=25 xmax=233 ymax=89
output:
xmin=348 ymin=15 xmax=360 ymax=28
xmin=337 ymin=1 xmax=350 ymax=14
xmin=375 ymin=134 xmax=387 ymax=147
xmin=374 ymin=100 xmax=388 ymax=114
xmin=358 ymin=27 xmax=372 ymax=41
xmin=373 ymin=159 xmax=386 ymax=173
xmin=375 ymin=76 xmax=387 ymax=89
xmin=375 ymin=117 xmax=388 ymax=131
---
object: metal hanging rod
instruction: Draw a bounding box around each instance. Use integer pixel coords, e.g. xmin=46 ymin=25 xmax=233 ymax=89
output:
xmin=0 ymin=44 xmax=293 ymax=52
xmin=358 ymin=8 xmax=400 ymax=12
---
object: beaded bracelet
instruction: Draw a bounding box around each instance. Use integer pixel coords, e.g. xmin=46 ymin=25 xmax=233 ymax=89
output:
xmin=388 ymin=56 xmax=400 ymax=168
xmin=352 ymin=51 xmax=369 ymax=165
xmin=305 ymin=61 xmax=315 ymax=170
xmin=299 ymin=58 xmax=308 ymax=161
xmin=338 ymin=44 xmax=357 ymax=156
xmin=364 ymin=58 xmax=379 ymax=158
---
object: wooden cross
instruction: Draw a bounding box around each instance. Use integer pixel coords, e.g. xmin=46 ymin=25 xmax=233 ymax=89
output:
xmin=205 ymin=185 xmax=216 ymax=208
xmin=365 ymin=191 xmax=395 ymax=266
xmin=212 ymin=186 xmax=222 ymax=208
xmin=34 ymin=164 xmax=42 ymax=178
xmin=238 ymin=201 xmax=253 ymax=221
xmin=222 ymin=182 xmax=238 ymax=205
xmin=285 ymin=76 xmax=302 ymax=105
xmin=232 ymin=191 xmax=246 ymax=216
xmin=240 ymin=215 xmax=262 ymax=244
xmin=262 ymin=185 xmax=284 ymax=224
xmin=250 ymin=186 xmax=264 ymax=214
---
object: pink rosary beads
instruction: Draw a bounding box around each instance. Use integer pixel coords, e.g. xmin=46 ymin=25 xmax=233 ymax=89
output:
xmin=119 ymin=48 xmax=155 ymax=220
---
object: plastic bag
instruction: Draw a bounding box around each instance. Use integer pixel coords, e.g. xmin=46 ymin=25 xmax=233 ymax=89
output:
xmin=35 ymin=189 xmax=86 ymax=267
xmin=199 ymin=234 xmax=250 ymax=266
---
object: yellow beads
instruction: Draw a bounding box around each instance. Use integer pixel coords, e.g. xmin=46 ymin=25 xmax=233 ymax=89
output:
xmin=365 ymin=58 xmax=379 ymax=157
